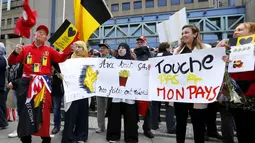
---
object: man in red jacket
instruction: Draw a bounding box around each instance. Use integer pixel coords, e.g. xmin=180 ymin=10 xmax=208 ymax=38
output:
xmin=8 ymin=25 xmax=73 ymax=143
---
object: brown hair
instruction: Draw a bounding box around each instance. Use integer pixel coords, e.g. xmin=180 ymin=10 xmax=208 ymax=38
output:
xmin=237 ymin=22 xmax=255 ymax=34
xmin=178 ymin=24 xmax=204 ymax=53
xmin=158 ymin=42 xmax=170 ymax=53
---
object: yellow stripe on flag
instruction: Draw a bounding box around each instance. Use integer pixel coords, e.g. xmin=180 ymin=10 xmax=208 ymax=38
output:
xmin=34 ymin=85 xmax=45 ymax=108
xmin=74 ymin=0 xmax=100 ymax=42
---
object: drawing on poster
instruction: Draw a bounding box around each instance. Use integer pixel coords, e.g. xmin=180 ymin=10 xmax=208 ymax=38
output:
xmin=233 ymin=60 xmax=243 ymax=68
xmin=119 ymin=70 xmax=130 ymax=87
xmin=79 ymin=65 xmax=97 ymax=93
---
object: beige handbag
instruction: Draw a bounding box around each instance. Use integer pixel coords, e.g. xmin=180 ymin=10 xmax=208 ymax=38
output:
xmin=6 ymin=89 xmax=16 ymax=108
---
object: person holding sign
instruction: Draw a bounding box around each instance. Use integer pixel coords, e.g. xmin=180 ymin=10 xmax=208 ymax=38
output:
xmin=96 ymin=43 xmax=115 ymax=134
xmin=151 ymin=42 xmax=176 ymax=134
xmin=62 ymin=41 xmax=89 ymax=143
xmin=221 ymin=22 xmax=255 ymax=143
xmin=8 ymin=25 xmax=73 ymax=143
xmin=106 ymin=43 xmax=139 ymax=143
xmin=134 ymin=36 xmax=155 ymax=139
xmin=174 ymin=24 xmax=211 ymax=143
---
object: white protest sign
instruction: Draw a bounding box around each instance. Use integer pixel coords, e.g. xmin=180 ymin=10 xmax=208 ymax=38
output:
xmin=149 ymin=48 xmax=226 ymax=103
xmin=228 ymin=43 xmax=255 ymax=73
xmin=59 ymin=58 xmax=98 ymax=103
xmin=157 ymin=7 xmax=187 ymax=43
xmin=157 ymin=20 xmax=171 ymax=43
xmin=96 ymin=59 xmax=149 ymax=100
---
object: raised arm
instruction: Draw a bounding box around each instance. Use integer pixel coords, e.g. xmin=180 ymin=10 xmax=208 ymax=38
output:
xmin=50 ymin=47 xmax=72 ymax=63
xmin=8 ymin=44 xmax=24 ymax=65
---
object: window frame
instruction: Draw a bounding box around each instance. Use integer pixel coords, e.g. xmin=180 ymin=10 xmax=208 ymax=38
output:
xmin=111 ymin=3 xmax=119 ymax=12
xmin=122 ymin=2 xmax=130 ymax=11
xmin=158 ymin=0 xmax=167 ymax=6
xmin=134 ymin=1 xmax=142 ymax=9
xmin=184 ymin=0 xmax=193 ymax=4
xmin=145 ymin=0 xmax=154 ymax=8
xmin=171 ymin=0 xmax=180 ymax=5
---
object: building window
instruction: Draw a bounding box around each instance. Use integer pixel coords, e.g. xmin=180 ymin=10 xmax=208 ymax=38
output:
xmin=1 ymin=19 xmax=5 ymax=27
xmin=158 ymin=0 xmax=167 ymax=6
xmin=111 ymin=4 xmax=119 ymax=12
xmin=146 ymin=0 xmax=154 ymax=8
xmin=184 ymin=0 xmax=193 ymax=3
xmin=171 ymin=0 xmax=180 ymax=5
xmin=14 ymin=17 xmax=19 ymax=24
xmin=122 ymin=2 xmax=130 ymax=10
xmin=7 ymin=18 xmax=12 ymax=25
xmin=134 ymin=1 xmax=142 ymax=9
xmin=198 ymin=0 xmax=208 ymax=2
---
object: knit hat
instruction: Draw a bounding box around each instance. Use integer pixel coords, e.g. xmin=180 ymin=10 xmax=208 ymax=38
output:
xmin=0 ymin=42 xmax=6 ymax=56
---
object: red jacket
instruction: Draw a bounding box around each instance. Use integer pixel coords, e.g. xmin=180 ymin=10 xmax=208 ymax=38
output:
xmin=8 ymin=42 xmax=72 ymax=76
xmin=231 ymin=71 xmax=255 ymax=96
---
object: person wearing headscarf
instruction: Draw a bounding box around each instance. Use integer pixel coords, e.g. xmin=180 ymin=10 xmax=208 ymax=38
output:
xmin=106 ymin=43 xmax=139 ymax=143
xmin=62 ymin=41 xmax=89 ymax=143
xmin=0 ymin=42 xmax=8 ymax=130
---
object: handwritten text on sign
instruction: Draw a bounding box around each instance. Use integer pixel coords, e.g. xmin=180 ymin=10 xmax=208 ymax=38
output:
xmin=96 ymin=59 xmax=149 ymax=100
xmin=59 ymin=58 xmax=98 ymax=103
xmin=228 ymin=43 xmax=255 ymax=73
xmin=149 ymin=48 xmax=226 ymax=103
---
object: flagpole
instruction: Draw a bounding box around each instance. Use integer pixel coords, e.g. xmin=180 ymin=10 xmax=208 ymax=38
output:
xmin=62 ymin=0 xmax=65 ymax=22
xmin=0 ymin=0 xmax=2 ymax=36
xmin=19 ymin=37 xmax=23 ymax=44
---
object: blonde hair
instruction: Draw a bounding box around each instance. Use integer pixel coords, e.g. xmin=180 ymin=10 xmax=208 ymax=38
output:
xmin=238 ymin=22 xmax=255 ymax=34
xmin=216 ymin=22 xmax=255 ymax=47
xmin=177 ymin=24 xmax=204 ymax=53
xmin=71 ymin=40 xmax=88 ymax=58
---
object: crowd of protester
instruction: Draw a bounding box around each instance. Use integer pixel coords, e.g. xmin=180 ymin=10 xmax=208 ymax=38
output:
xmin=0 ymin=22 xmax=255 ymax=143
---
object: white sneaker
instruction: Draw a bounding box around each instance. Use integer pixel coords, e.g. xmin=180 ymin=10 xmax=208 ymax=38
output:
xmin=109 ymin=141 xmax=116 ymax=143
xmin=8 ymin=130 xmax=18 ymax=138
xmin=96 ymin=128 xmax=105 ymax=133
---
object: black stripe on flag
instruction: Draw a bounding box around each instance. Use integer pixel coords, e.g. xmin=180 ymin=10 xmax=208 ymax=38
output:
xmin=80 ymin=0 xmax=112 ymax=25
xmin=48 ymin=19 xmax=71 ymax=44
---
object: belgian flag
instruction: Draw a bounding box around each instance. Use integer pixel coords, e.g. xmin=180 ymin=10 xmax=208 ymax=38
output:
xmin=74 ymin=0 xmax=113 ymax=42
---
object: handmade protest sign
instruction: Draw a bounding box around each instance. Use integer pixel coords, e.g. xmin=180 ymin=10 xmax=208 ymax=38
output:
xmin=59 ymin=58 xmax=98 ymax=103
xmin=96 ymin=59 xmax=149 ymax=100
xmin=157 ymin=7 xmax=187 ymax=45
xmin=228 ymin=43 xmax=255 ymax=73
xmin=149 ymin=48 xmax=226 ymax=103
xmin=48 ymin=19 xmax=79 ymax=52
xmin=229 ymin=34 xmax=255 ymax=46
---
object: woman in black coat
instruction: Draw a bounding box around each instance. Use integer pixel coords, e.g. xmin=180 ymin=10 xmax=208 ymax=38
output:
xmin=106 ymin=43 xmax=139 ymax=143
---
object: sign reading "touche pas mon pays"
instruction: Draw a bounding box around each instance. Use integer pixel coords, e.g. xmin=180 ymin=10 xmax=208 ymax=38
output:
xmin=149 ymin=48 xmax=226 ymax=103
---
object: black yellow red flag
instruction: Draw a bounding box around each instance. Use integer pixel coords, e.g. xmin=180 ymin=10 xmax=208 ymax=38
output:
xmin=48 ymin=19 xmax=79 ymax=52
xmin=74 ymin=0 xmax=113 ymax=42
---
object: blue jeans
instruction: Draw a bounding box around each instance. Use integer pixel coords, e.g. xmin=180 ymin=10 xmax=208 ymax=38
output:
xmin=52 ymin=96 xmax=62 ymax=128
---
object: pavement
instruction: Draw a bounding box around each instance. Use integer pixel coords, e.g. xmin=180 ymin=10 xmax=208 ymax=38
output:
xmin=0 ymin=116 xmax=228 ymax=143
